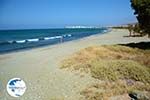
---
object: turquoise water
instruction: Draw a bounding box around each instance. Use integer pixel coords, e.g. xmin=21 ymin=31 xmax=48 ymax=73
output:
xmin=0 ymin=28 xmax=107 ymax=53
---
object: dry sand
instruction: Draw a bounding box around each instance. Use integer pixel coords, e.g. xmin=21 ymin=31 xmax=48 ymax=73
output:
xmin=0 ymin=29 xmax=149 ymax=100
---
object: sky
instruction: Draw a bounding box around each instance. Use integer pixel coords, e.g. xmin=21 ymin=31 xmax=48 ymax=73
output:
xmin=0 ymin=0 xmax=137 ymax=29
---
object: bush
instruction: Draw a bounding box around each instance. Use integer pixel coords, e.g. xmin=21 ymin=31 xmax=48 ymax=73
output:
xmin=91 ymin=60 xmax=150 ymax=83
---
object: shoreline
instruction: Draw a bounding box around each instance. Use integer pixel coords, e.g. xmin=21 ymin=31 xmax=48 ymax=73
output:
xmin=0 ymin=29 xmax=149 ymax=100
xmin=0 ymin=28 xmax=111 ymax=55
xmin=0 ymin=28 xmax=109 ymax=55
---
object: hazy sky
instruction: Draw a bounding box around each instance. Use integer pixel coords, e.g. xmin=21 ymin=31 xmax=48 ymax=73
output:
xmin=0 ymin=0 xmax=137 ymax=29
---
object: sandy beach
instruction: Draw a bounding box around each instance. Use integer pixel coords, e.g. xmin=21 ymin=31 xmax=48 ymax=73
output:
xmin=0 ymin=29 xmax=149 ymax=100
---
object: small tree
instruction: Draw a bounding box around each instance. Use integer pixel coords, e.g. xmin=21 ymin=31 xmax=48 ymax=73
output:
xmin=128 ymin=24 xmax=133 ymax=36
xmin=134 ymin=23 xmax=143 ymax=36
xmin=130 ymin=0 xmax=150 ymax=37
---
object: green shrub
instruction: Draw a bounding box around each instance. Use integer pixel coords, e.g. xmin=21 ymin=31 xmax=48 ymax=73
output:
xmin=91 ymin=60 xmax=150 ymax=83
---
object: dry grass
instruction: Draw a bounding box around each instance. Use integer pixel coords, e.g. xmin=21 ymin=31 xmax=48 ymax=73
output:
xmin=91 ymin=60 xmax=150 ymax=83
xmin=80 ymin=80 xmax=150 ymax=100
xmin=61 ymin=45 xmax=150 ymax=70
xmin=61 ymin=45 xmax=150 ymax=99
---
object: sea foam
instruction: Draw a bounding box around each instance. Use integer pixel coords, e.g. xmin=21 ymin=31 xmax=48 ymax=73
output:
xmin=16 ymin=40 xmax=26 ymax=43
xmin=27 ymin=38 xmax=39 ymax=42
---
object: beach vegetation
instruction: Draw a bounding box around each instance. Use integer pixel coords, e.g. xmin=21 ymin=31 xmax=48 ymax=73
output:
xmin=80 ymin=80 xmax=150 ymax=100
xmin=61 ymin=44 xmax=150 ymax=99
xmin=127 ymin=23 xmax=143 ymax=37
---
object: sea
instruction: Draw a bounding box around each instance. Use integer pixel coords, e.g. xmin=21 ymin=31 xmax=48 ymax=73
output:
xmin=0 ymin=28 xmax=108 ymax=53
